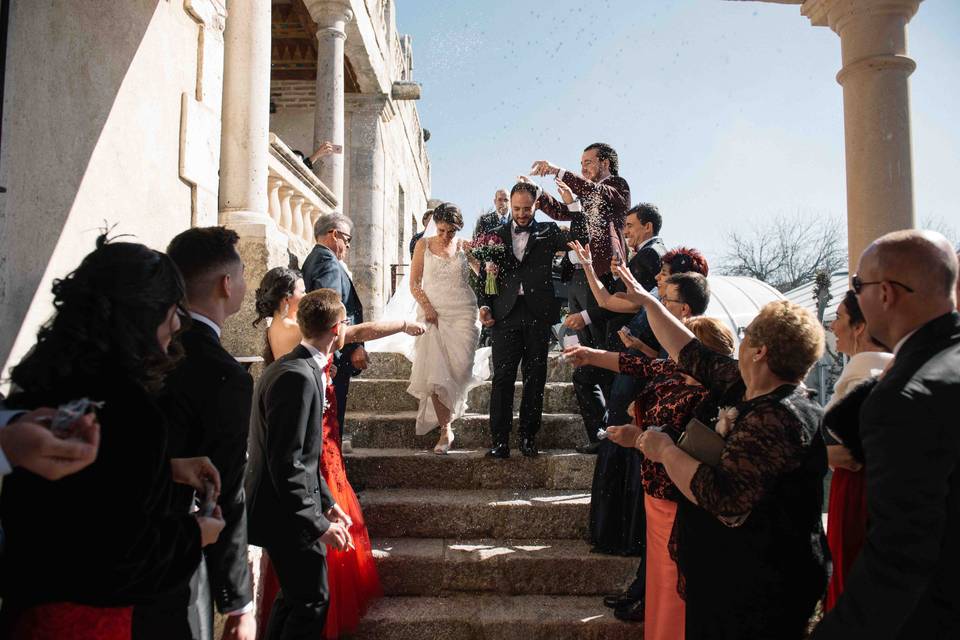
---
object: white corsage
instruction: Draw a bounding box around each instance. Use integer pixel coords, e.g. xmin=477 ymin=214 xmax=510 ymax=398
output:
xmin=715 ymin=406 xmax=739 ymax=438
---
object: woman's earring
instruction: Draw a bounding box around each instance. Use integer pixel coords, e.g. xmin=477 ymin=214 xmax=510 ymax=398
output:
xmin=282 ymin=301 xmax=290 ymax=317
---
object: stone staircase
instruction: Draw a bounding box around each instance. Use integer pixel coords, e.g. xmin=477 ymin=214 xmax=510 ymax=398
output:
xmin=342 ymin=352 xmax=640 ymax=639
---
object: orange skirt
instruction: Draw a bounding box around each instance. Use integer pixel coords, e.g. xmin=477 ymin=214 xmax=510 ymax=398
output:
xmin=644 ymin=493 xmax=685 ymax=640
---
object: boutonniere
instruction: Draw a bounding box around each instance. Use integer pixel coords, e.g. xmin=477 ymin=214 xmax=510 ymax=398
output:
xmin=715 ymin=406 xmax=739 ymax=438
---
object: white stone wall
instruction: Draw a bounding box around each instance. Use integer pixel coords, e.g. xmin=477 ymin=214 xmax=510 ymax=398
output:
xmin=0 ymin=0 xmax=225 ymax=379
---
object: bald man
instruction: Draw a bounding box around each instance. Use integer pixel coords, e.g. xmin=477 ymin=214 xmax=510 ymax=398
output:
xmin=813 ymin=230 xmax=960 ymax=639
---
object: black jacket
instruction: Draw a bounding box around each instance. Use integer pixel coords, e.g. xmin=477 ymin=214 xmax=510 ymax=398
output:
xmin=301 ymin=244 xmax=364 ymax=372
xmin=246 ymin=345 xmax=336 ymax=550
xmin=159 ymin=321 xmax=253 ymax=613
xmin=813 ymin=311 xmax=960 ymax=639
xmin=1 ymin=370 xmax=202 ymax=607
xmin=478 ymin=220 xmax=569 ymax=324
xmin=473 ymin=211 xmax=510 ymax=239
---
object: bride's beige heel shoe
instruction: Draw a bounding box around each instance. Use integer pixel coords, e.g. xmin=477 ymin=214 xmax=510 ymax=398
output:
xmin=433 ymin=426 xmax=454 ymax=455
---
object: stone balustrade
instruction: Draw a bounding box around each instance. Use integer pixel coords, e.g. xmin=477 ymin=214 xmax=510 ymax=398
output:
xmin=267 ymin=133 xmax=338 ymax=259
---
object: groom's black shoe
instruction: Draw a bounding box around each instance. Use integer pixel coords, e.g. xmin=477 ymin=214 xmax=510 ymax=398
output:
xmin=613 ymin=598 xmax=645 ymax=623
xmin=603 ymin=592 xmax=636 ymax=609
xmin=519 ymin=436 xmax=538 ymax=457
xmin=486 ymin=443 xmax=510 ymax=459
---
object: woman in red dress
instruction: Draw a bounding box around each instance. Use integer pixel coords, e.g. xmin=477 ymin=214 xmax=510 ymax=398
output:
xmin=822 ymin=291 xmax=892 ymax=610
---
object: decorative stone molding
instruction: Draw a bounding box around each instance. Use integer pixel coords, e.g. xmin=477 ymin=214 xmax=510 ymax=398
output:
xmin=391 ymin=81 xmax=421 ymax=101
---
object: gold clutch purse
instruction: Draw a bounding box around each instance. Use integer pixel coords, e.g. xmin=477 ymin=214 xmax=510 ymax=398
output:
xmin=677 ymin=418 xmax=725 ymax=467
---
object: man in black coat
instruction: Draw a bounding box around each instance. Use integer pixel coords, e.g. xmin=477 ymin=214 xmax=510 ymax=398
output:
xmin=473 ymin=188 xmax=511 ymax=239
xmin=565 ymin=204 xmax=666 ymax=454
xmin=813 ymin=229 xmax=960 ymax=639
xmin=409 ymin=209 xmax=434 ymax=258
xmin=246 ymin=289 xmax=352 ymax=640
xmin=132 ymin=227 xmax=254 ymax=640
xmin=479 ymin=182 xmax=570 ymax=458
xmin=301 ymin=213 xmax=366 ymax=439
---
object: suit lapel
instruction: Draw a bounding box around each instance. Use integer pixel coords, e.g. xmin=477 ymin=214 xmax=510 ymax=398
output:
xmin=291 ymin=344 xmax=326 ymax=395
xmin=520 ymin=220 xmax=540 ymax=263
xmin=497 ymin=224 xmax=516 ymax=267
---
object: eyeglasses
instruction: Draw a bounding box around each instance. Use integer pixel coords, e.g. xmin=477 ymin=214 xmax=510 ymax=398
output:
xmin=329 ymin=318 xmax=352 ymax=330
xmin=851 ymin=273 xmax=915 ymax=295
xmin=661 ymin=297 xmax=685 ymax=305
xmin=331 ymin=229 xmax=352 ymax=247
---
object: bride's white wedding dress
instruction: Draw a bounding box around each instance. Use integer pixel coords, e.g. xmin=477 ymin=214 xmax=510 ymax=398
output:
xmin=367 ymin=238 xmax=491 ymax=435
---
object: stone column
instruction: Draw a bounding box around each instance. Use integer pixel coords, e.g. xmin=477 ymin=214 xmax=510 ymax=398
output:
xmin=802 ymin=0 xmax=922 ymax=268
xmin=346 ymin=93 xmax=389 ymax=319
xmin=305 ymin=0 xmax=353 ymax=202
xmin=219 ymin=0 xmax=288 ymax=355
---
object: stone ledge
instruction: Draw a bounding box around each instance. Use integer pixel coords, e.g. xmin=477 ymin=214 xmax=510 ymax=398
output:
xmin=346 ymin=380 xmax=577 ymax=414
xmin=360 ymin=489 xmax=591 ymax=540
xmin=371 ymin=537 xmax=636 ymax=596
xmin=351 ymin=594 xmax=640 ymax=640
xmin=345 ymin=448 xmax=595 ymax=491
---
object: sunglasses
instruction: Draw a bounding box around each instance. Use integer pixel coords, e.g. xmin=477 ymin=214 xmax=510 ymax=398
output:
xmin=851 ymin=273 xmax=915 ymax=295
xmin=331 ymin=229 xmax=352 ymax=247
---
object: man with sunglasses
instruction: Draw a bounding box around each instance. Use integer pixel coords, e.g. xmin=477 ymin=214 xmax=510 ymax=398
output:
xmin=813 ymin=230 xmax=960 ymax=639
xmin=302 ymin=214 xmax=366 ymax=441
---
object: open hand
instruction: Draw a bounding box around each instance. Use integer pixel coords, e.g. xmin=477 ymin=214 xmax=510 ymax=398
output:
xmin=530 ymin=160 xmax=559 ymax=177
xmin=555 ymin=179 xmax=575 ymax=205
xmin=1 ymin=409 xmax=100 ymax=480
xmin=320 ymin=521 xmax=351 ymax=551
xmin=171 ymin=456 xmax=221 ymax=497
xmin=567 ymin=240 xmax=592 ymax=265
xmin=562 ymin=345 xmax=600 ymax=368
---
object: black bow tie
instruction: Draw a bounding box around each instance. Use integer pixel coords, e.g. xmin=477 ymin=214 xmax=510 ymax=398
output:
xmin=513 ymin=225 xmax=532 ymax=234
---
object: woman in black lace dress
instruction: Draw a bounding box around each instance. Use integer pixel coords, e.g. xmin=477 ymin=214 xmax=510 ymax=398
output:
xmin=618 ymin=263 xmax=829 ymax=639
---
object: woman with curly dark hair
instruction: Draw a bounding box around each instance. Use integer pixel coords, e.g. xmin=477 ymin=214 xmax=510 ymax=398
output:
xmin=0 ymin=236 xmax=224 ymax=640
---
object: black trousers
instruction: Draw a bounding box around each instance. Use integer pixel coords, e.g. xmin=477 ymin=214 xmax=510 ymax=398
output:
xmin=263 ymin=542 xmax=329 ymax=640
xmin=489 ymin=298 xmax=552 ymax=443
xmin=567 ymin=270 xmax=605 ymax=347
xmin=573 ymin=364 xmax=614 ymax=444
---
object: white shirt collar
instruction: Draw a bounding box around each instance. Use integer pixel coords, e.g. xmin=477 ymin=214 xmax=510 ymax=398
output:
xmin=637 ymin=235 xmax=660 ymax=251
xmin=188 ymin=311 xmax=221 ymax=339
xmin=300 ymin=340 xmax=330 ymax=369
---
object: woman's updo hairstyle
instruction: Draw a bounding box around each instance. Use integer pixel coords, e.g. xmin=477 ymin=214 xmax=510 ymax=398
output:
xmin=662 ymin=246 xmax=709 ymax=277
xmin=431 ymin=202 xmax=463 ymax=231
xmin=11 ymin=233 xmax=186 ymax=395
xmin=253 ymin=266 xmax=302 ymax=327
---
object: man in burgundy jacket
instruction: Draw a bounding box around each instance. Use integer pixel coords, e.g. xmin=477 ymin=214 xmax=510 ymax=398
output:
xmin=531 ymin=143 xmax=630 ymax=454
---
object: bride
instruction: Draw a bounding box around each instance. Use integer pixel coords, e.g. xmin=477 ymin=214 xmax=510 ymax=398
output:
xmin=369 ymin=202 xmax=490 ymax=454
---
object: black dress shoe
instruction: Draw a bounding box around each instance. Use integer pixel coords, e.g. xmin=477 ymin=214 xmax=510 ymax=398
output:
xmin=486 ymin=443 xmax=510 ymax=459
xmin=576 ymin=441 xmax=601 ymax=454
xmin=613 ymin=598 xmax=644 ymax=623
xmin=519 ymin=436 xmax=538 ymax=457
xmin=602 ymin=592 xmax=636 ymax=609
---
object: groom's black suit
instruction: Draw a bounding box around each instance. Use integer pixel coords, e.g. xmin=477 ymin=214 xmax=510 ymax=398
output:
xmin=480 ymin=219 xmax=569 ymax=444
xmin=246 ymin=345 xmax=336 ymax=640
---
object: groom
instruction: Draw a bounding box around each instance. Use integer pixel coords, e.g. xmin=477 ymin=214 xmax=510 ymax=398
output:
xmin=480 ymin=182 xmax=570 ymax=458
xmin=246 ymin=289 xmax=352 ymax=639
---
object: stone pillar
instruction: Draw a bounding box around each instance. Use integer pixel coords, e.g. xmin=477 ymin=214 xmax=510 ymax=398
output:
xmin=802 ymin=0 xmax=922 ymax=268
xmin=346 ymin=94 xmax=389 ymax=319
xmin=219 ymin=0 xmax=288 ymax=355
xmin=305 ymin=0 xmax=353 ymax=202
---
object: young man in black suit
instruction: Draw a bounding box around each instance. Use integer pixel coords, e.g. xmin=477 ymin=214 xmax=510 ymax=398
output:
xmin=132 ymin=227 xmax=254 ymax=640
xmin=813 ymin=230 xmax=960 ymax=639
xmin=479 ymin=182 xmax=570 ymax=458
xmin=301 ymin=213 xmax=366 ymax=441
xmin=246 ymin=289 xmax=352 ymax=640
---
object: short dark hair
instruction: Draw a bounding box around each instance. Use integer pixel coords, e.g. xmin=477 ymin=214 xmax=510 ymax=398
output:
xmin=166 ymin=226 xmax=241 ymax=296
xmin=431 ymin=202 xmax=463 ymax=230
xmin=629 ymin=203 xmax=661 ymax=235
xmin=298 ymin=289 xmax=343 ymax=339
xmin=510 ymin=182 xmax=538 ymax=200
xmin=666 ymin=272 xmax=710 ymax=316
xmin=584 ymin=142 xmax=619 ymax=175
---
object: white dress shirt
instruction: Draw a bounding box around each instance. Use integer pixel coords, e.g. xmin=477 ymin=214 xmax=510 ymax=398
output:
xmin=300 ymin=341 xmax=331 ymax=389
xmin=512 ymin=221 xmax=534 ymax=295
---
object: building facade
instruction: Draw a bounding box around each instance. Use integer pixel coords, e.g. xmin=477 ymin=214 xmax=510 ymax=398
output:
xmin=0 ymin=0 xmax=430 ymax=377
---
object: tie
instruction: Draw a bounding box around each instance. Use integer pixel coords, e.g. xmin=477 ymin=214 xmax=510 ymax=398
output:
xmin=513 ymin=225 xmax=531 ymax=234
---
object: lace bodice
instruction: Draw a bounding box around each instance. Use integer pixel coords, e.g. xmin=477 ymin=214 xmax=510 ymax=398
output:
xmin=422 ymin=245 xmax=476 ymax=308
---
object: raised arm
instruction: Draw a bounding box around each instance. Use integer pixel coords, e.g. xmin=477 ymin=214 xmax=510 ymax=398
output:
xmin=615 ymin=263 xmax=694 ymax=361
xmin=346 ymin=318 xmax=425 ymax=342
xmin=568 ymin=241 xmax=640 ymax=314
xmin=460 ymin=238 xmax=481 ymax=275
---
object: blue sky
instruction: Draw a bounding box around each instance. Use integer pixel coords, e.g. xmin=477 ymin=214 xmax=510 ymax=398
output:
xmin=397 ymin=0 xmax=960 ymax=264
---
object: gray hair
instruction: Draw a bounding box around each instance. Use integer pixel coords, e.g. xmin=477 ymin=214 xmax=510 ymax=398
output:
xmin=314 ymin=213 xmax=353 ymax=240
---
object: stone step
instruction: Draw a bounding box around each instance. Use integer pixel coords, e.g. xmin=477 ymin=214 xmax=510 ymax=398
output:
xmin=345 ymin=449 xmax=594 ymax=491
xmin=372 ymin=538 xmax=635 ymax=596
xmin=364 ymin=350 xmax=575 ymax=383
xmin=346 ymin=379 xmax=577 ymax=414
xmin=360 ymin=489 xmax=591 ymax=540
xmin=350 ymin=595 xmax=639 ymax=640
xmin=345 ymin=412 xmax=590 ymax=451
